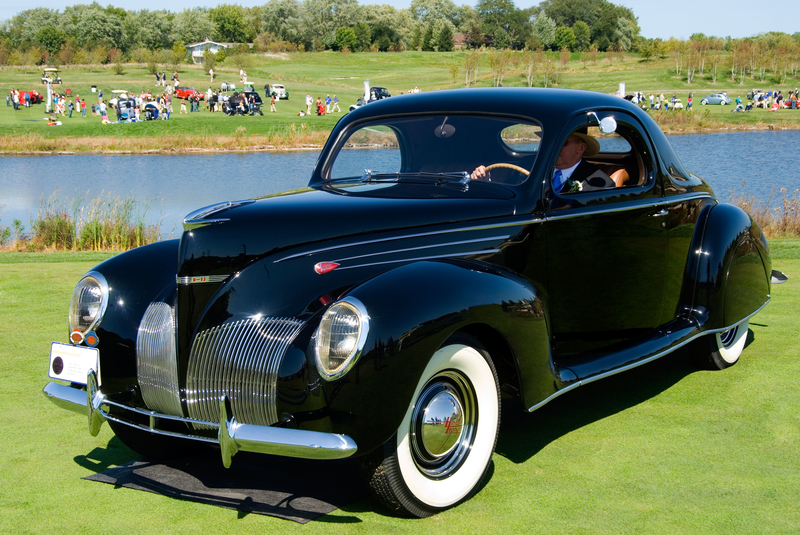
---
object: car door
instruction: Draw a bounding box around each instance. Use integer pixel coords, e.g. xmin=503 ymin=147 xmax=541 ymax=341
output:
xmin=542 ymin=112 xmax=667 ymax=357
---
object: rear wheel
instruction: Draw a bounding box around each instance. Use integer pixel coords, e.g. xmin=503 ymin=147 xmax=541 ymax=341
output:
xmin=361 ymin=338 xmax=500 ymax=517
xmin=108 ymin=420 xmax=203 ymax=460
xmin=700 ymin=320 xmax=749 ymax=370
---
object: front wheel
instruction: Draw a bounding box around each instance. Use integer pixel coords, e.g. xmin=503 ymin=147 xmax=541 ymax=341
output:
xmin=361 ymin=340 xmax=500 ymax=517
xmin=701 ymin=99 xmax=708 ymax=105
xmin=700 ymin=320 xmax=749 ymax=370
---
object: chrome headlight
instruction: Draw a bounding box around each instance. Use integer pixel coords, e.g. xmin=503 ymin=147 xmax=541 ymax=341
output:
xmin=314 ymin=297 xmax=369 ymax=380
xmin=68 ymin=272 xmax=108 ymax=339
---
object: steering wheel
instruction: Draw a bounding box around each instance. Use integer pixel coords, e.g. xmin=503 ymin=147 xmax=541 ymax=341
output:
xmin=483 ymin=163 xmax=530 ymax=176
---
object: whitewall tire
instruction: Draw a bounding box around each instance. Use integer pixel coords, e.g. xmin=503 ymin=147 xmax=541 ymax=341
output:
xmin=704 ymin=320 xmax=749 ymax=370
xmin=361 ymin=339 xmax=500 ymax=517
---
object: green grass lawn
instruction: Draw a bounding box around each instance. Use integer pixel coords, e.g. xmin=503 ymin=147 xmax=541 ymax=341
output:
xmin=1 ymin=240 xmax=798 ymax=533
xmin=1 ymin=52 xmax=798 ymax=149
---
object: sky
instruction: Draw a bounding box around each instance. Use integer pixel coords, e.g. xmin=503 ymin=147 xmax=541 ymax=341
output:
xmin=0 ymin=0 xmax=796 ymax=41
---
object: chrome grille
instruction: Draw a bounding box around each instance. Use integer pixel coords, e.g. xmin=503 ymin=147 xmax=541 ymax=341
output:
xmin=136 ymin=302 xmax=183 ymax=417
xmin=186 ymin=317 xmax=305 ymax=429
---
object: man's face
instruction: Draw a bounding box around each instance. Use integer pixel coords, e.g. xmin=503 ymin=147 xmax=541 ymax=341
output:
xmin=555 ymin=136 xmax=586 ymax=169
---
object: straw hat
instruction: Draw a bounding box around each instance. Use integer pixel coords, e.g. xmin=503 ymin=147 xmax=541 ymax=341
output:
xmin=569 ymin=128 xmax=600 ymax=157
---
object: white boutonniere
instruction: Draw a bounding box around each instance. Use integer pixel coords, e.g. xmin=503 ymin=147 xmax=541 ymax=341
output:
xmin=564 ymin=179 xmax=583 ymax=193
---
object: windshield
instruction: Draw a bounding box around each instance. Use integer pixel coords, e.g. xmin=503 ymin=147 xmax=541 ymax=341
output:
xmin=326 ymin=114 xmax=541 ymax=187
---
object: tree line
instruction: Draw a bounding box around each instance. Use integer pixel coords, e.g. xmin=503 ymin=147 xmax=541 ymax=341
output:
xmin=0 ymin=0 xmax=638 ymax=64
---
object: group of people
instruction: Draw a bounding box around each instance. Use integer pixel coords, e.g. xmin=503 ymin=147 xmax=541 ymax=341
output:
xmin=303 ymin=93 xmax=341 ymax=116
xmin=7 ymin=89 xmax=31 ymax=110
xmin=629 ymin=92 xmax=692 ymax=111
xmin=154 ymin=71 xmax=181 ymax=93
xmin=745 ymin=89 xmax=800 ymax=111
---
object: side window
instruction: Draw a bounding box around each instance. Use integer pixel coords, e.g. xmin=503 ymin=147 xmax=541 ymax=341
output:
xmin=553 ymin=122 xmax=652 ymax=195
xmin=330 ymin=126 xmax=401 ymax=179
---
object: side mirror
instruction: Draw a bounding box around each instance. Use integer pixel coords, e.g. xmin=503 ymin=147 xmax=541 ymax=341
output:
xmin=586 ymin=111 xmax=617 ymax=134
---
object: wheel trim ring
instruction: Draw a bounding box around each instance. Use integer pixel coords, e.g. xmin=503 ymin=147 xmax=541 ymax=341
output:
xmin=409 ymin=371 xmax=477 ymax=479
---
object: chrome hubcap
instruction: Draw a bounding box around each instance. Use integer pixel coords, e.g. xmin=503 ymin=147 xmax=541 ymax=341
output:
xmin=410 ymin=370 xmax=477 ymax=479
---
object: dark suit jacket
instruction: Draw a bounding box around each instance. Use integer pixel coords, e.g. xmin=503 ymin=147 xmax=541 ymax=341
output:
xmin=567 ymin=159 xmax=615 ymax=191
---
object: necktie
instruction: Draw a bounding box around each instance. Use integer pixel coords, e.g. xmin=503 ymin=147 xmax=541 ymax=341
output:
xmin=553 ymin=169 xmax=566 ymax=193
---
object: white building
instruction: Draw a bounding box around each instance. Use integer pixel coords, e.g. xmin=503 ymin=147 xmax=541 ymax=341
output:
xmin=185 ymin=39 xmax=228 ymax=64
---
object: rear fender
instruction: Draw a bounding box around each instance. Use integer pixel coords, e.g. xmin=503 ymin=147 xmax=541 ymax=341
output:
xmin=679 ymin=203 xmax=771 ymax=330
xmin=322 ymin=259 xmax=551 ymax=454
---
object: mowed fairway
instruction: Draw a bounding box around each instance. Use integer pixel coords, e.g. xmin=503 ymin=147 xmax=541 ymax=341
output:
xmin=0 ymin=240 xmax=798 ymax=533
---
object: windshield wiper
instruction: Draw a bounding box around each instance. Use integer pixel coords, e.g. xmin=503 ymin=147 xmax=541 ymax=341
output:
xmin=360 ymin=170 xmax=471 ymax=186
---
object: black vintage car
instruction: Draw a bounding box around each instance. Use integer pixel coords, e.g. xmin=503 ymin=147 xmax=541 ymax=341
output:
xmin=45 ymin=88 xmax=776 ymax=518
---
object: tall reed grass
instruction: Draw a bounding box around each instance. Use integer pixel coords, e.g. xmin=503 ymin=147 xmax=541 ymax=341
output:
xmin=1 ymin=190 xmax=162 ymax=252
xmin=729 ymin=184 xmax=800 ymax=238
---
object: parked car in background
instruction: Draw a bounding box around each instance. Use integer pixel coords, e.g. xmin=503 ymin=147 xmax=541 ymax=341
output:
xmin=700 ymin=93 xmax=731 ymax=105
xmin=44 ymin=88 xmax=780 ymax=518
xmin=174 ymin=87 xmax=205 ymax=100
xmin=266 ymin=83 xmax=289 ymax=99
xmin=349 ymin=81 xmax=392 ymax=111
xmin=18 ymin=90 xmax=43 ymax=104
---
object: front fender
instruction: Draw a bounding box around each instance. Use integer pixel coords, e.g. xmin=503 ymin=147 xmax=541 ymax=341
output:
xmin=679 ymin=203 xmax=771 ymax=330
xmin=323 ymin=259 xmax=549 ymax=455
xmin=84 ymin=239 xmax=180 ymax=390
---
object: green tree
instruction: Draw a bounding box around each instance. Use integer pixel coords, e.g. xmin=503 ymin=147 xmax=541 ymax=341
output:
xmin=210 ymin=4 xmax=252 ymax=43
xmin=554 ymin=26 xmax=575 ymax=51
xmin=531 ymin=13 xmax=556 ymax=50
xmin=572 ymin=20 xmax=590 ymax=51
xmin=35 ymin=26 xmax=67 ymax=56
xmin=353 ymin=22 xmax=372 ymax=51
xmin=334 ymin=26 xmax=357 ymax=51
xmin=410 ymin=0 xmax=459 ymax=25
xmin=171 ymin=9 xmax=216 ymax=45
xmin=262 ymin=0 xmax=304 ymax=44
xmin=433 ymin=19 xmax=455 ymax=51
xmin=76 ymin=8 xmax=125 ymax=49
xmin=172 ymin=40 xmax=187 ymax=65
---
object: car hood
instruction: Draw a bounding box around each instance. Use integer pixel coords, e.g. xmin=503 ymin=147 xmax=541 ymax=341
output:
xmin=177 ymin=181 xmax=517 ymax=278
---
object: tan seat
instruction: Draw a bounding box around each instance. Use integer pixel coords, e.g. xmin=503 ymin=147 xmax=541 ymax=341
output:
xmin=610 ymin=168 xmax=630 ymax=187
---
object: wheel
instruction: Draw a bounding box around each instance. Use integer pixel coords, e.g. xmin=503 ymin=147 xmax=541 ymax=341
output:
xmin=701 ymin=99 xmax=708 ymax=105
xmin=484 ymin=162 xmax=530 ymax=176
xmin=700 ymin=320 xmax=749 ymax=370
xmin=361 ymin=339 xmax=500 ymax=517
xmin=108 ymin=420 xmax=203 ymax=460
xmin=720 ymin=100 xmax=727 ymax=105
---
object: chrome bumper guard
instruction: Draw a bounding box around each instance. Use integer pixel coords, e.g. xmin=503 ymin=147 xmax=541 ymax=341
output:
xmin=43 ymin=371 xmax=358 ymax=468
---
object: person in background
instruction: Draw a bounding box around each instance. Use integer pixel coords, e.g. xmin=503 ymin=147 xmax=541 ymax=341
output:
xmin=331 ymin=95 xmax=340 ymax=113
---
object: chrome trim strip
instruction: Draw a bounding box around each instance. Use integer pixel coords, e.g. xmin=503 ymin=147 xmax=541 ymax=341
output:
xmin=177 ymin=275 xmax=230 ymax=285
xmin=183 ymin=200 xmax=255 ymax=231
xmin=544 ymin=194 xmax=716 ymax=223
xmin=275 ymin=218 xmax=539 ymax=263
xmin=331 ymin=235 xmax=510 ymax=264
xmin=335 ymin=249 xmax=501 ymax=271
xmin=527 ymin=300 xmax=770 ymax=413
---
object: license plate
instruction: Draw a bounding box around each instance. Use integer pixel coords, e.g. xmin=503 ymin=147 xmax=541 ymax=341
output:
xmin=49 ymin=342 xmax=100 ymax=385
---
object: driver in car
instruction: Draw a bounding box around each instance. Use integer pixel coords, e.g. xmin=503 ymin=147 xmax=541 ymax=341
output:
xmin=471 ymin=128 xmax=613 ymax=192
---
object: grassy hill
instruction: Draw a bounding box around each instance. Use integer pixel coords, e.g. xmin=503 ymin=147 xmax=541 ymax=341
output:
xmin=1 ymin=50 xmax=798 ymax=152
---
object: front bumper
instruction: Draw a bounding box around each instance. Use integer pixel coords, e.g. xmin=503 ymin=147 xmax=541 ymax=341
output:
xmin=43 ymin=371 xmax=358 ymax=468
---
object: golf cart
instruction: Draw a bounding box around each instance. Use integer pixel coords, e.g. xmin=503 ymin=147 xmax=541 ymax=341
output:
xmin=41 ymin=68 xmax=62 ymax=85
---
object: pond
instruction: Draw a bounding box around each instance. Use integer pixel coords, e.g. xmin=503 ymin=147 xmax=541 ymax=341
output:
xmin=1 ymin=131 xmax=799 ymax=239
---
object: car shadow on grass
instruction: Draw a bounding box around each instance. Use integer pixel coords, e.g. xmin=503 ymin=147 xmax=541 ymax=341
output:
xmin=495 ymin=340 xmax=726 ymax=464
